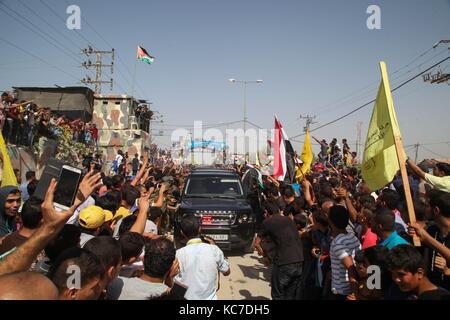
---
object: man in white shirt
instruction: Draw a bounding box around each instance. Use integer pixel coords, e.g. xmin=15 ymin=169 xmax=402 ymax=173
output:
xmin=113 ymin=150 xmax=124 ymax=175
xmin=175 ymin=215 xmax=230 ymax=300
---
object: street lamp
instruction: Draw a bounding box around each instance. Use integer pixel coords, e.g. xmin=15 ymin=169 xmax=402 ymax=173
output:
xmin=228 ymin=78 xmax=263 ymax=134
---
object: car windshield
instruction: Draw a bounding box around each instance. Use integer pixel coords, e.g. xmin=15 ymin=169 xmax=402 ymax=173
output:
xmin=184 ymin=176 xmax=244 ymax=197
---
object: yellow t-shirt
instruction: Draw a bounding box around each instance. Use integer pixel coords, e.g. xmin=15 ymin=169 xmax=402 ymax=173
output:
xmin=425 ymin=174 xmax=450 ymax=193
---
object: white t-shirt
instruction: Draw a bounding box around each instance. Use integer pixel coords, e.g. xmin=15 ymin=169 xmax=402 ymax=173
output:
xmin=144 ymin=220 xmax=158 ymax=234
xmin=115 ymin=154 xmax=124 ymax=165
xmin=175 ymin=240 xmax=230 ymax=300
xmin=107 ymin=276 xmax=168 ymax=300
xmin=79 ymin=233 xmax=95 ymax=248
xmin=67 ymin=196 xmax=95 ymax=226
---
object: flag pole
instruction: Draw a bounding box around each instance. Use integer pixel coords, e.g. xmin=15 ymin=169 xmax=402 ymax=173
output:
xmin=394 ymin=136 xmax=420 ymax=246
xmin=131 ymin=57 xmax=137 ymax=98
xmin=380 ymin=62 xmax=420 ymax=246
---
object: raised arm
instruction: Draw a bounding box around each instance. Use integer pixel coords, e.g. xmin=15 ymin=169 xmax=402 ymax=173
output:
xmin=0 ymin=171 xmax=101 ymax=275
xmin=130 ymin=193 xmax=151 ymax=235
xmin=266 ymin=175 xmax=280 ymax=189
xmin=409 ymin=222 xmax=450 ymax=264
xmin=312 ymin=136 xmax=323 ymax=146
xmin=131 ymin=152 xmax=149 ymax=187
xmin=406 ymin=159 xmax=426 ymax=180
xmin=336 ymin=187 xmax=357 ymax=223
xmin=152 ymin=183 xmax=168 ymax=208
xmin=300 ymin=179 xmax=314 ymax=207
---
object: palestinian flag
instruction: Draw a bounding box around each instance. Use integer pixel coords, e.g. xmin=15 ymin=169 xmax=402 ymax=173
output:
xmin=137 ymin=45 xmax=155 ymax=64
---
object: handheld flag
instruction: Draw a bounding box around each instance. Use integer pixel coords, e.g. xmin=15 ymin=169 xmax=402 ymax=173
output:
xmin=272 ymin=116 xmax=296 ymax=183
xmin=273 ymin=116 xmax=287 ymax=181
xmin=255 ymin=150 xmax=261 ymax=167
xmin=296 ymin=130 xmax=313 ymax=181
xmin=137 ymin=45 xmax=155 ymax=64
xmin=361 ymin=61 xmax=405 ymax=191
xmin=0 ymin=132 xmax=18 ymax=187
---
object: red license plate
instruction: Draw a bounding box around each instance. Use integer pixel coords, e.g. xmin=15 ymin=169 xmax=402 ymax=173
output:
xmin=202 ymin=216 xmax=212 ymax=224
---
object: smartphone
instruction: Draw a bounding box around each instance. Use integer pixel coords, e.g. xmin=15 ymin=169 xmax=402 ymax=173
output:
xmin=34 ymin=158 xmax=64 ymax=201
xmin=53 ymin=165 xmax=82 ymax=211
xmin=170 ymin=280 xmax=188 ymax=299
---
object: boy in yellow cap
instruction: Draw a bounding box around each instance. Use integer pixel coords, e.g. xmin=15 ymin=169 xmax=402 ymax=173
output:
xmin=78 ymin=206 xmax=111 ymax=247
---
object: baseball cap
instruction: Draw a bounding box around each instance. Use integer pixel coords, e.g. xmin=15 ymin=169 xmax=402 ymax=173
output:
xmin=104 ymin=210 xmax=114 ymax=222
xmin=79 ymin=206 xmax=106 ymax=229
xmin=113 ymin=206 xmax=132 ymax=222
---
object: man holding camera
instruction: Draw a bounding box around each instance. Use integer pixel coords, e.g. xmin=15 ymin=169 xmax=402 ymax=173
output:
xmin=174 ymin=215 xmax=230 ymax=300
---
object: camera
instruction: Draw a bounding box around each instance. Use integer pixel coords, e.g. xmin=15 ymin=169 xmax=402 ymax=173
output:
xmin=199 ymin=235 xmax=215 ymax=245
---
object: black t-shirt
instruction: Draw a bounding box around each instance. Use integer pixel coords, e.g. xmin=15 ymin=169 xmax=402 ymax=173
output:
xmin=418 ymin=288 xmax=450 ymax=300
xmin=37 ymin=121 xmax=52 ymax=138
xmin=132 ymin=158 xmax=140 ymax=171
xmin=424 ymin=224 xmax=450 ymax=291
xmin=258 ymin=215 xmax=304 ymax=266
xmin=283 ymin=199 xmax=296 ymax=216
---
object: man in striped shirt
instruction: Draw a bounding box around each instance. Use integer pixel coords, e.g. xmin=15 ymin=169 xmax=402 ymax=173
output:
xmin=329 ymin=205 xmax=361 ymax=300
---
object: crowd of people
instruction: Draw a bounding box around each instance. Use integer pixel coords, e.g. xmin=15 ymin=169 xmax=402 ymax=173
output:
xmin=0 ymin=92 xmax=98 ymax=150
xmin=0 ymin=138 xmax=449 ymax=300
xmin=0 ymin=152 xmax=230 ymax=300
xmin=313 ymin=136 xmax=358 ymax=167
xmin=249 ymin=153 xmax=450 ymax=300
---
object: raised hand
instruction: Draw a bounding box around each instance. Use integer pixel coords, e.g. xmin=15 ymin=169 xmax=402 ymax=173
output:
xmin=74 ymin=170 xmax=103 ymax=207
xmin=41 ymin=179 xmax=76 ymax=233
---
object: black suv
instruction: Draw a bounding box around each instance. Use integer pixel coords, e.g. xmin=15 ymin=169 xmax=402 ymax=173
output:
xmin=174 ymin=168 xmax=256 ymax=252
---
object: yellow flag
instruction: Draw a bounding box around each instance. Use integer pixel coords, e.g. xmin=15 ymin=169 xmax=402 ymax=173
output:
xmin=296 ymin=130 xmax=313 ymax=181
xmin=0 ymin=132 xmax=18 ymax=187
xmin=255 ymin=150 xmax=261 ymax=167
xmin=361 ymin=61 xmax=405 ymax=191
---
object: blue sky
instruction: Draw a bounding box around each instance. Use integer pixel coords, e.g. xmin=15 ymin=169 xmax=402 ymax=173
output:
xmin=0 ymin=0 xmax=449 ymax=160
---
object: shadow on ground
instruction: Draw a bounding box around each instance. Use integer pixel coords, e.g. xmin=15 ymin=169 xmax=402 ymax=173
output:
xmin=239 ymin=289 xmax=270 ymax=300
xmin=237 ymin=263 xmax=271 ymax=282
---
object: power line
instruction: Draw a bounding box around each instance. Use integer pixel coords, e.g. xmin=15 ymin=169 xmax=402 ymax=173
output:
xmin=313 ymin=48 xmax=449 ymax=118
xmin=39 ymin=0 xmax=94 ymax=48
xmin=0 ymin=2 xmax=82 ymax=66
xmin=62 ymin=0 xmax=145 ymax=98
xmin=35 ymin=0 xmax=131 ymax=94
xmin=404 ymin=141 xmax=450 ymax=147
xmin=420 ymin=145 xmax=448 ymax=159
xmin=301 ymin=46 xmax=447 ymax=119
xmin=0 ymin=37 xmax=80 ymax=81
xmin=16 ymin=0 xmax=140 ymax=96
xmin=290 ymin=56 xmax=450 ymax=141
xmin=155 ymin=120 xmax=247 ymax=128
xmin=17 ymin=0 xmax=84 ymax=53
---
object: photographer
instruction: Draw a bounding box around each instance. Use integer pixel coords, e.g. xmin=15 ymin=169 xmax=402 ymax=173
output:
xmin=174 ymin=214 xmax=230 ymax=300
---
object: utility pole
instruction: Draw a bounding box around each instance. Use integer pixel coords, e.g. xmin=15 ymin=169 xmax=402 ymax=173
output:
xmin=298 ymin=115 xmax=317 ymax=133
xmin=422 ymin=40 xmax=450 ymax=85
xmin=356 ymin=121 xmax=363 ymax=162
xmin=81 ymin=46 xmax=115 ymax=93
xmin=414 ymin=143 xmax=420 ymax=163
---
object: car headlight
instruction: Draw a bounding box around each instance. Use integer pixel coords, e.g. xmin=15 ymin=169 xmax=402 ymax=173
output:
xmin=238 ymin=213 xmax=249 ymax=224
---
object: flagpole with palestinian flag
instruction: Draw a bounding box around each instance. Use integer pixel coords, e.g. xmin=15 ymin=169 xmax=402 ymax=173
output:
xmin=132 ymin=45 xmax=155 ymax=98
xmin=361 ymin=61 xmax=420 ymax=246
